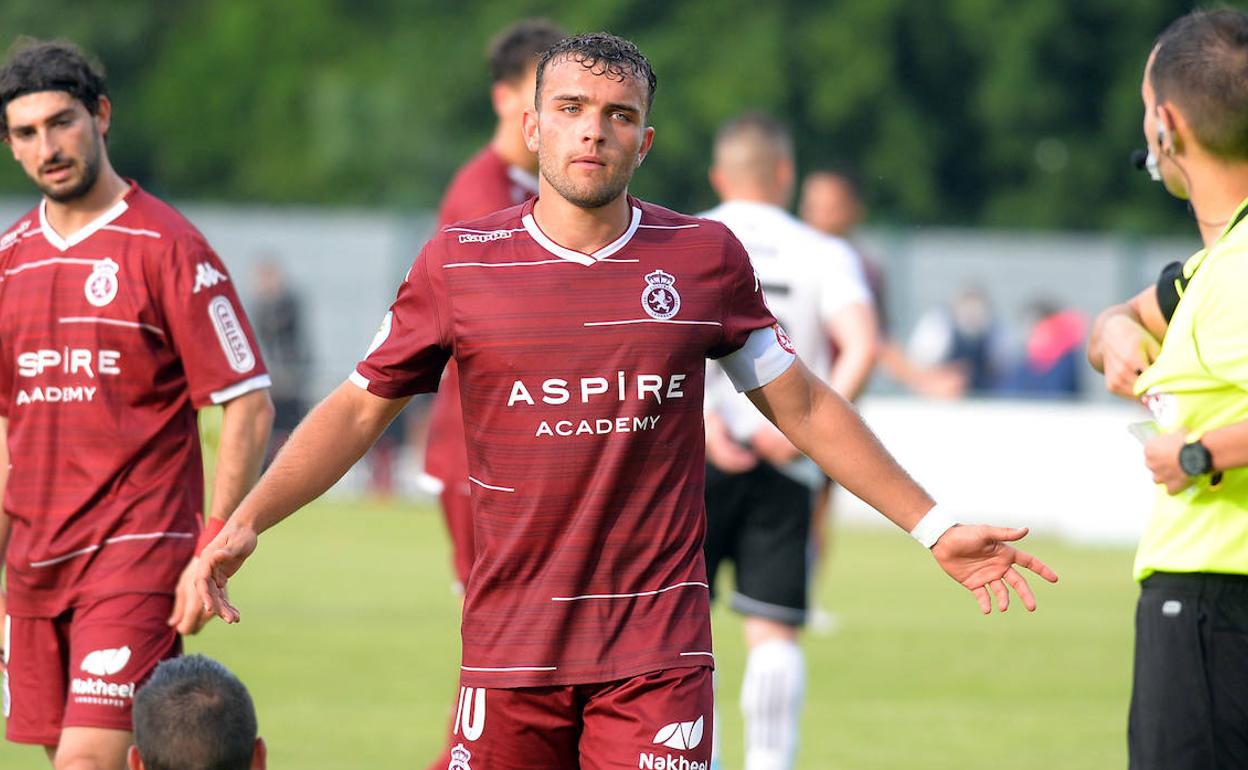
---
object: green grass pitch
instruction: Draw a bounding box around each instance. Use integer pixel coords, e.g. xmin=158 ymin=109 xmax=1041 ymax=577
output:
xmin=1 ymin=498 xmax=1135 ymax=768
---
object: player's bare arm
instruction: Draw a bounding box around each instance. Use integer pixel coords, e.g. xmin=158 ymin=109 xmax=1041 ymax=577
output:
xmin=168 ymin=389 xmax=274 ymax=635
xmin=196 ymin=382 xmax=410 ymax=623
xmin=1087 ymin=284 xmax=1167 ymax=397
xmin=747 ymin=358 xmax=1059 ymax=613
xmin=825 ymin=300 xmax=880 ymax=401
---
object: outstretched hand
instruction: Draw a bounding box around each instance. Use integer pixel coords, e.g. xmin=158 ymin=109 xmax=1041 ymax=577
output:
xmin=194 ymin=523 xmax=259 ymax=624
xmin=931 ymin=525 xmax=1059 ymax=613
xmin=168 ymin=558 xmax=215 ymax=635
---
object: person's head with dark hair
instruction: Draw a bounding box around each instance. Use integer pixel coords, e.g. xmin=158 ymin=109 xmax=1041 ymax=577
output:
xmin=534 ymin=32 xmax=657 ymax=118
xmin=800 ymin=168 xmax=865 ymax=238
xmin=709 ymin=111 xmax=795 ymax=207
xmin=524 ymin=32 xmax=657 ymax=210
xmin=484 ymin=20 xmax=567 ymax=173
xmin=0 ymin=37 xmax=124 ymax=206
xmin=0 ymin=37 xmax=106 ymax=133
xmin=128 ymin=655 xmax=266 ymax=770
xmin=488 ymin=19 xmax=567 ymax=86
xmin=1142 ymin=8 xmax=1248 ymax=208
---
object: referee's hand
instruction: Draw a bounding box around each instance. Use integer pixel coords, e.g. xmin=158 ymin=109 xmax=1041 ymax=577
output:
xmin=1098 ymin=315 xmax=1161 ymax=398
xmin=195 ymin=522 xmax=258 ymax=624
xmin=931 ymin=525 xmax=1059 ymax=614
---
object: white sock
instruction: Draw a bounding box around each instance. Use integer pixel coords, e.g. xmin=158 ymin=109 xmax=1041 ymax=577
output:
xmin=740 ymin=639 xmax=805 ymax=770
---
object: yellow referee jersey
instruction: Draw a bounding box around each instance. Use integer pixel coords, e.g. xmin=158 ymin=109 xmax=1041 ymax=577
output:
xmin=1133 ymin=197 xmax=1248 ymax=580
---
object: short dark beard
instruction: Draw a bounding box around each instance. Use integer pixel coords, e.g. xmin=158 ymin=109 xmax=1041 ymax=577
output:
xmin=539 ymin=154 xmax=633 ymax=210
xmin=40 ymin=131 xmax=102 ymax=203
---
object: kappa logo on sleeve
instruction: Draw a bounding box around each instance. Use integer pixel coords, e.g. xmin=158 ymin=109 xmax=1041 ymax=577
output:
xmin=208 ymin=296 xmax=257 ymax=373
xmin=192 ymin=261 xmax=229 ymax=294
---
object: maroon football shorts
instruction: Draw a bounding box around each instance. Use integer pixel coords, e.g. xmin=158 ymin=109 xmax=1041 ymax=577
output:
xmin=440 ymin=478 xmax=475 ymax=588
xmin=4 ymin=593 xmax=180 ymax=746
xmin=441 ymin=666 xmax=713 ymax=770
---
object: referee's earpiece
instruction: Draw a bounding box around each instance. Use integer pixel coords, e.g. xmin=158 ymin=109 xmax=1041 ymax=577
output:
xmin=1155 ymin=109 xmax=1173 ymax=155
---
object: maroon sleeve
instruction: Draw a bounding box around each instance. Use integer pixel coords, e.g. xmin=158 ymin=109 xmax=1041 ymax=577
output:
xmin=157 ymin=234 xmax=270 ymax=407
xmin=437 ymin=157 xmax=515 ymax=227
xmin=708 ymin=229 xmax=777 ymax=359
xmin=352 ymin=241 xmax=452 ymax=398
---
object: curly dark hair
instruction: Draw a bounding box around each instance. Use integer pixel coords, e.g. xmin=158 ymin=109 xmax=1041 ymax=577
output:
xmin=535 ymin=32 xmax=657 ymax=115
xmin=0 ymin=38 xmax=107 ymax=134
xmin=488 ymin=19 xmax=567 ymax=84
xmin=1151 ymin=8 xmax=1248 ymax=160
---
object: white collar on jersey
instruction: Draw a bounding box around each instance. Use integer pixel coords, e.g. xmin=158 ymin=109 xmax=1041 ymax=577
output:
xmin=521 ymin=205 xmax=642 ymax=266
xmin=507 ymin=165 xmax=540 ymax=195
xmin=39 ymin=196 xmax=130 ymax=252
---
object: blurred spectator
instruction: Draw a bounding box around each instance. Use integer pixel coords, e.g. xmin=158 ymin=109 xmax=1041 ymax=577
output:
xmin=129 ymin=655 xmax=265 ymax=770
xmin=998 ymin=300 xmax=1086 ymax=397
xmin=904 ymin=284 xmax=1007 ymax=396
xmin=800 ymin=169 xmax=889 ymax=338
xmin=251 ymin=259 xmax=310 ymax=462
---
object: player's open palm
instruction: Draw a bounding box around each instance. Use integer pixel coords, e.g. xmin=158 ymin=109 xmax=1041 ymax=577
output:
xmin=194 ymin=524 xmax=258 ymax=625
xmin=930 ymin=525 xmax=1059 ymax=614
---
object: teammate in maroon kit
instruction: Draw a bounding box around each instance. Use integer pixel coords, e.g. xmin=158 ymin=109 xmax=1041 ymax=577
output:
xmin=420 ymin=20 xmax=566 ymax=770
xmin=198 ymin=33 xmax=1057 ymax=768
xmin=427 ymin=17 xmax=566 ymax=592
xmin=0 ymin=40 xmax=274 ymax=770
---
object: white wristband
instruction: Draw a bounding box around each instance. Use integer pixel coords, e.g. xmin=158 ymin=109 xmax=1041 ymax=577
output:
xmin=909 ymin=504 xmax=958 ymax=548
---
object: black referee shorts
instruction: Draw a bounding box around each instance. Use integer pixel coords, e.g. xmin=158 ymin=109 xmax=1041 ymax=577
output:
xmin=703 ymin=461 xmax=812 ymax=627
xmin=1129 ymin=571 xmax=1248 ymax=770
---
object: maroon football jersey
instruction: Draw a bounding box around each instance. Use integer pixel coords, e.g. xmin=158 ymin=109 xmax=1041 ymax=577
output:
xmin=426 ymin=146 xmax=539 ymax=486
xmin=0 ymin=182 xmax=270 ymax=616
xmin=354 ymin=197 xmax=785 ymax=687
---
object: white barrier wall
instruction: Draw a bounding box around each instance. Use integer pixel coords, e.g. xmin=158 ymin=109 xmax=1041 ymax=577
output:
xmin=840 ymin=397 xmax=1158 ymax=545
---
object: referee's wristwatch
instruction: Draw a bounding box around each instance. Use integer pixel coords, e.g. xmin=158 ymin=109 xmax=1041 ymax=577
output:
xmin=1178 ymin=439 xmax=1213 ymax=477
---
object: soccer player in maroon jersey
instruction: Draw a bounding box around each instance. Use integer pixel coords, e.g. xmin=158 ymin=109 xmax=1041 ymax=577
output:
xmin=198 ymin=33 xmax=1058 ymax=768
xmin=421 ymin=20 xmax=565 ymax=770
xmin=0 ymin=40 xmax=274 ymax=770
xmin=428 ymin=17 xmax=565 ymax=593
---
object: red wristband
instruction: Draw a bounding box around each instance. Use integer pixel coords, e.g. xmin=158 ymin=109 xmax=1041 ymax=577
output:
xmin=196 ymin=517 xmax=226 ymax=556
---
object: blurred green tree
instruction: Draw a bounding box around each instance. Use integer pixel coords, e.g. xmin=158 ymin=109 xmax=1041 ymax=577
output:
xmin=0 ymin=0 xmax=1198 ymax=231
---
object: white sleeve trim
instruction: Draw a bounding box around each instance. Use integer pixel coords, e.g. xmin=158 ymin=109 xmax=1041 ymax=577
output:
xmin=209 ymin=374 xmax=272 ymax=405
xmin=348 ymin=370 xmax=371 ymax=390
xmin=716 ymin=326 xmax=797 ymax=392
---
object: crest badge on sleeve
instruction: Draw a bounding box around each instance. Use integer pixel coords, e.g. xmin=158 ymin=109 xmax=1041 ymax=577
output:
xmin=641 ymin=269 xmax=681 ymax=320
xmin=84 ymin=258 xmax=120 ymax=307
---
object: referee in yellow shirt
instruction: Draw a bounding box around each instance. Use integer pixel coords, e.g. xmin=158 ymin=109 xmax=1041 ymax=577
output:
xmin=1088 ymin=9 xmax=1248 ymax=769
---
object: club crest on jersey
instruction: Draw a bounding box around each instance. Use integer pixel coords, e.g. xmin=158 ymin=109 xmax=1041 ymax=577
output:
xmin=447 ymin=743 xmax=472 ymax=770
xmin=84 ymin=258 xmax=120 ymax=307
xmin=642 ymin=269 xmax=681 ymax=320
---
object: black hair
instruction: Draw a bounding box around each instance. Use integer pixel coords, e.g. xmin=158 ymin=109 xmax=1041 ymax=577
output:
xmin=535 ymin=32 xmax=657 ymax=114
xmin=1151 ymin=8 xmax=1248 ymax=160
xmin=0 ymin=38 xmax=107 ymax=133
xmin=131 ymin=655 xmax=258 ymax=770
xmin=488 ymin=19 xmax=567 ymax=84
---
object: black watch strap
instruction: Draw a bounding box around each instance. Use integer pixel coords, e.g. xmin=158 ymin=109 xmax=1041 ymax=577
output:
xmin=1179 ymin=440 xmax=1213 ymax=477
